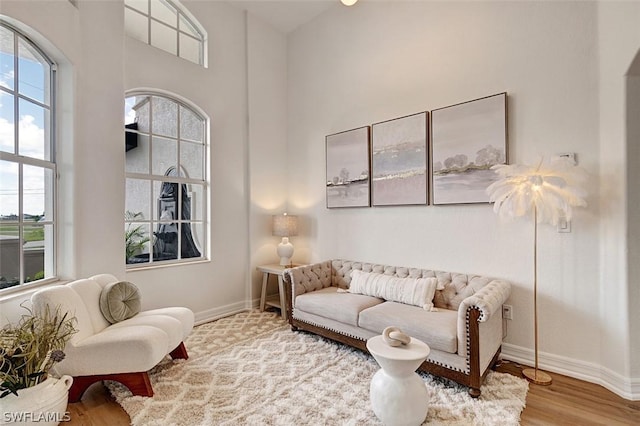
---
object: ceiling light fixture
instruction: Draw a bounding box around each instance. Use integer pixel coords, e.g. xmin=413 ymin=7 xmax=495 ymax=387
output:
xmin=341 ymin=0 xmax=358 ymax=6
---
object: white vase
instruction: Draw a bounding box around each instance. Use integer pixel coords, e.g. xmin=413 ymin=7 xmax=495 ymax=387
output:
xmin=1 ymin=375 xmax=73 ymax=426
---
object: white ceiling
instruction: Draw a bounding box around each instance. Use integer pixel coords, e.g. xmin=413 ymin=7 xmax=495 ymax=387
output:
xmin=229 ymin=0 xmax=337 ymax=34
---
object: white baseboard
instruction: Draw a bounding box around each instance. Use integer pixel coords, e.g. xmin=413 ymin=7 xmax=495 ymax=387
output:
xmin=193 ymin=298 xmax=262 ymax=325
xmin=502 ymin=343 xmax=640 ymax=401
xmin=194 ymin=301 xmax=252 ymax=325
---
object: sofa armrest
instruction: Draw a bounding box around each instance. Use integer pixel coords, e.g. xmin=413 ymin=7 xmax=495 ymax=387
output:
xmin=456 ymin=279 xmax=511 ymax=361
xmin=458 ymin=279 xmax=511 ymax=323
xmin=283 ymin=261 xmax=333 ymax=300
xmin=283 ymin=261 xmax=332 ymax=325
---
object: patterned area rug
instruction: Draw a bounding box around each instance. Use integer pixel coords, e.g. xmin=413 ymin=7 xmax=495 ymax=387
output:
xmin=106 ymin=310 xmax=528 ymax=425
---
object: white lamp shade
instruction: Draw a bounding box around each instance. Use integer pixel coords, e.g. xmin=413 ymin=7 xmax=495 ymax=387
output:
xmin=272 ymin=214 xmax=298 ymax=237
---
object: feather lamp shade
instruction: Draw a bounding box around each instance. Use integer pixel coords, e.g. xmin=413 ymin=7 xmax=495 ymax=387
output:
xmin=487 ymin=157 xmax=587 ymax=225
xmin=272 ymin=214 xmax=298 ymax=266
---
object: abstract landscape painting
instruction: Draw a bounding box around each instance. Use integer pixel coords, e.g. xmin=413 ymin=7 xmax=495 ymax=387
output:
xmin=371 ymin=112 xmax=428 ymax=206
xmin=326 ymin=126 xmax=371 ymax=208
xmin=431 ymin=93 xmax=507 ymax=205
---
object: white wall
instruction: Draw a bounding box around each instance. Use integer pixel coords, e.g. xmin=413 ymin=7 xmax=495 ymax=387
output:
xmin=122 ymin=0 xmax=251 ymax=321
xmin=628 ymin=66 xmax=640 ymax=380
xmin=597 ymin=1 xmax=640 ymax=397
xmin=75 ymin=0 xmax=126 ymax=280
xmin=246 ymin=14 xmax=289 ymax=300
xmin=286 ymin=0 xmax=636 ymax=398
xmin=0 ymin=0 xmax=289 ymax=325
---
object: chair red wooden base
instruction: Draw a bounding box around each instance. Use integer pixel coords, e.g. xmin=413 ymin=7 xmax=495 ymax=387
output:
xmin=69 ymin=371 xmax=153 ymax=402
xmin=169 ymin=342 xmax=189 ymax=360
xmin=68 ymin=341 xmax=189 ymax=402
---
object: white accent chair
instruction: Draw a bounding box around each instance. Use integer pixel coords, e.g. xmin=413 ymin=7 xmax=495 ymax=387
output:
xmin=31 ymin=274 xmax=194 ymax=402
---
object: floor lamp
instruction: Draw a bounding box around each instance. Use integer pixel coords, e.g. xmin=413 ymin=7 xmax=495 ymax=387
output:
xmin=486 ymin=157 xmax=587 ymax=385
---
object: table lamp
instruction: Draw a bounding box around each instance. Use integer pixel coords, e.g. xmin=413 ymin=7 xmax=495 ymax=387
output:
xmin=272 ymin=213 xmax=298 ymax=266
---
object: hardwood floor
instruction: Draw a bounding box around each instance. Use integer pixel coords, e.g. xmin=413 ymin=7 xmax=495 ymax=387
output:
xmin=66 ymin=383 xmax=129 ymax=426
xmin=495 ymin=360 xmax=640 ymax=425
xmin=65 ymin=361 xmax=640 ymax=425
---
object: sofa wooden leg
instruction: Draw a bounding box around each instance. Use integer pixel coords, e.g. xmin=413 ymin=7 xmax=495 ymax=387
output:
xmin=468 ymin=387 xmax=481 ymax=398
xmin=169 ymin=342 xmax=189 ymax=359
xmin=68 ymin=372 xmax=153 ymax=402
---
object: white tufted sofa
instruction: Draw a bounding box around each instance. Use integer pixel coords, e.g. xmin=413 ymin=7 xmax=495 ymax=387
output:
xmin=283 ymin=260 xmax=511 ymax=397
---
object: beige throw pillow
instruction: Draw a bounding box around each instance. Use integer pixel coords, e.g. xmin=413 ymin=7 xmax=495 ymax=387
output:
xmin=348 ymin=270 xmax=441 ymax=310
xmin=99 ymin=280 xmax=141 ymax=324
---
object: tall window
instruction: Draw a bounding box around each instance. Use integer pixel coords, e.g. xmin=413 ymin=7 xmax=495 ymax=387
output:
xmin=124 ymin=0 xmax=205 ymax=66
xmin=124 ymin=93 xmax=207 ymax=267
xmin=0 ymin=22 xmax=56 ymax=290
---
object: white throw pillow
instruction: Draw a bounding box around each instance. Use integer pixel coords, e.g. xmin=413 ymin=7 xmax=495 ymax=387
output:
xmin=348 ymin=270 xmax=441 ymax=310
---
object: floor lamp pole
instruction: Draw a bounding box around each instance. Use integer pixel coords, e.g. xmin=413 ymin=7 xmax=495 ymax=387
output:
xmin=522 ymin=206 xmax=552 ymax=385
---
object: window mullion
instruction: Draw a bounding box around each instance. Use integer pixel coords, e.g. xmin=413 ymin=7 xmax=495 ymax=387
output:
xmin=176 ymin=101 xmax=181 ymax=174
xmin=177 ymin=181 xmax=182 ymax=260
xmin=147 ymin=3 xmax=152 ymax=48
xmin=17 ymin=162 xmax=24 ymax=285
xmin=13 ymin=34 xmax=19 ymax=156
xmin=4 ymin=155 xmax=57 ymax=170
xmin=148 ymin=179 xmax=154 ymax=264
xmin=126 ymin=171 xmax=201 ymax=186
xmin=17 ymin=93 xmax=50 ymax=110
xmin=175 ymin=12 xmax=181 ymax=59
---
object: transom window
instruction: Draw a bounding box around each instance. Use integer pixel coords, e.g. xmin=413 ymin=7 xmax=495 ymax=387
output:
xmin=0 ymin=21 xmax=56 ymax=290
xmin=124 ymin=0 xmax=205 ymax=66
xmin=124 ymin=93 xmax=207 ymax=267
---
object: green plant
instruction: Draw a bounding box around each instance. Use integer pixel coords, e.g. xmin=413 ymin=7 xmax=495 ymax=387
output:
xmin=0 ymin=305 xmax=77 ymax=398
xmin=125 ymin=210 xmax=150 ymax=261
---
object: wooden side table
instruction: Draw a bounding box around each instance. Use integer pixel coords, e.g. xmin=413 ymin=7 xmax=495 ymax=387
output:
xmin=257 ymin=264 xmax=296 ymax=319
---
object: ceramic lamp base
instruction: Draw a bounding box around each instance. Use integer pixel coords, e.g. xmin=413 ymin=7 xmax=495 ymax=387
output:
xmin=277 ymin=237 xmax=294 ymax=266
xmin=522 ymin=368 xmax=552 ymax=385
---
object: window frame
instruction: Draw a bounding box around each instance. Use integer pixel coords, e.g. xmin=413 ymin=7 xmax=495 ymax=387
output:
xmin=124 ymin=0 xmax=206 ymax=66
xmin=0 ymin=20 xmax=58 ymax=291
xmin=124 ymin=91 xmax=208 ymax=269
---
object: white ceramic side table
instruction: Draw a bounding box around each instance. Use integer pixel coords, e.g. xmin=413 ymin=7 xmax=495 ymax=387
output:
xmin=257 ymin=264 xmax=297 ymax=319
xmin=366 ymin=335 xmax=430 ymax=426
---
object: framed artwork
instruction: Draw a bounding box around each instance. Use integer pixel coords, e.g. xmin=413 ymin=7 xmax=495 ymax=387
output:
xmin=430 ymin=93 xmax=508 ymax=205
xmin=371 ymin=112 xmax=428 ymax=206
xmin=326 ymin=126 xmax=371 ymax=208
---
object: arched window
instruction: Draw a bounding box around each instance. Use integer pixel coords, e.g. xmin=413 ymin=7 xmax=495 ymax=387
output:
xmin=124 ymin=92 xmax=208 ymax=267
xmin=124 ymin=0 xmax=206 ymax=66
xmin=0 ymin=21 xmax=56 ymax=290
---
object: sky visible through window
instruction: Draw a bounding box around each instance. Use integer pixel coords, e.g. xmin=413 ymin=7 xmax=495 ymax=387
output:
xmin=0 ymin=46 xmax=49 ymax=217
xmin=125 ymin=96 xmax=136 ymax=125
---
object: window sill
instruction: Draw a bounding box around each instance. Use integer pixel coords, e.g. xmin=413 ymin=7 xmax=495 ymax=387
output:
xmin=126 ymin=257 xmax=210 ymax=272
xmin=0 ymin=278 xmax=70 ymax=303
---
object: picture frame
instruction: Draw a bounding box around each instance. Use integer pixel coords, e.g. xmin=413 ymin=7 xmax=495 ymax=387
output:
xmin=371 ymin=112 xmax=428 ymax=206
xmin=326 ymin=126 xmax=371 ymax=208
xmin=430 ymin=93 xmax=508 ymax=205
